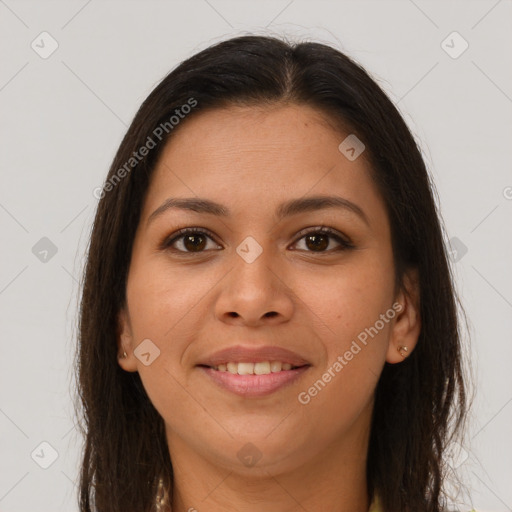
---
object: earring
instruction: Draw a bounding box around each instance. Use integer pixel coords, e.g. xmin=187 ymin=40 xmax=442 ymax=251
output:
xmin=397 ymin=346 xmax=408 ymax=358
xmin=119 ymin=351 xmax=127 ymax=359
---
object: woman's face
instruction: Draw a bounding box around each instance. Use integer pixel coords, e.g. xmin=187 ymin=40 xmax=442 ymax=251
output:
xmin=118 ymin=104 xmax=420 ymax=475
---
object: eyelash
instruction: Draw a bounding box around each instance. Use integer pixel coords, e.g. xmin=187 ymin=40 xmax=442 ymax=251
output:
xmin=160 ymin=226 xmax=354 ymax=255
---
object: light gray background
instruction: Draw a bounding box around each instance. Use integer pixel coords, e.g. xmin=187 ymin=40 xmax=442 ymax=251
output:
xmin=1 ymin=1 xmax=511 ymax=511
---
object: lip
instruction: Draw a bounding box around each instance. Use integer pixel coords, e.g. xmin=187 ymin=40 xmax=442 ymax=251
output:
xmin=196 ymin=344 xmax=310 ymax=367
xmin=199 ymin=365 xmax=310 ymax=397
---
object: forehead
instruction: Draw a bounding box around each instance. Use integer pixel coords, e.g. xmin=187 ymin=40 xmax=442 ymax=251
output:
xmin=142 ymin=104 xmax=386 ymax=226
xmin=155 ymin=103 xmax=349 ymax=167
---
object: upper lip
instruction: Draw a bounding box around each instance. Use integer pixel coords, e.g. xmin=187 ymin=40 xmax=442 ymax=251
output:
xmin=197 ymin=345 xmax=311 ymax=367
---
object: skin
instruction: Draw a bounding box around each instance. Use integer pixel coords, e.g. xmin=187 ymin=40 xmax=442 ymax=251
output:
xmin=117 ymin=104 xmax=421 ymax=512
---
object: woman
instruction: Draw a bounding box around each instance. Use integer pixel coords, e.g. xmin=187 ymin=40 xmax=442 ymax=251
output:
xmin=76 ymin=35 xmax=469 ymax=511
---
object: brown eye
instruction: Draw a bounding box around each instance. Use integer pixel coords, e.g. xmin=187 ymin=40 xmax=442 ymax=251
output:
xmin=304 ymin=233 xmax=329 ymax=251
xmin=163 ymin=228 xmax=221 ymax=253
xmin=182 ymin=233 xmax=207 ymax=252
xmin=162 ymin=226 xmax=353 ymax=255
xmin=292 ymin=227 xmax=353 ymax=253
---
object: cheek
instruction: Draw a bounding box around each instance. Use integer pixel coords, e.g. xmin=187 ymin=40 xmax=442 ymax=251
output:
xmin=290 ymin=256 xmax=395 ymax=409
xmin=123 ymin=259 xmax=204 ymax=419
xmin=124 ymin=255 xmax=227 ymax=405
xmin=125 ymin=255 xmax=214 ymax=340
xmin=295 ymin=264 xmax=394 ymax=431
xmin=292 ymin=254 xmax=395 ymax=337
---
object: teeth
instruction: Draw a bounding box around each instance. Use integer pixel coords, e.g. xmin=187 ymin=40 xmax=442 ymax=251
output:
xmin=237 ymin=362 xmax=254 ymax=375
xmin=254 ymin=362 xmax=270 ymax=375
xmin=213 ymin=361 xmax=298 ymax=374
xmin=270 ymin=361 xmax=282 ymax=372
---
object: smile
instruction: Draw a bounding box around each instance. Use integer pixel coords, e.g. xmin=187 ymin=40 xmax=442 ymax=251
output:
xmin=197 ymin=364 xmax=310 ymax=397
xmin=208 ymin=361 xmax=303 ymax=374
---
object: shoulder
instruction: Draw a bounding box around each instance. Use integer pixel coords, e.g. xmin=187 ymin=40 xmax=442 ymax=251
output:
xmin=369 ymin=496 xmax=479 ymax=512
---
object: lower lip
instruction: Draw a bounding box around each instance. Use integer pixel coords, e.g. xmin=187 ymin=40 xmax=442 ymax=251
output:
xmin=198 ymin=366 xmax=310 ymax=397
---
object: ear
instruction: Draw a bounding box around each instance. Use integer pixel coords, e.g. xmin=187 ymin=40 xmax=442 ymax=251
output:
xmin=117 ymin=308 xmax=138 ymax=372
xmin=386 ymin=267 xmax=421 ymax=364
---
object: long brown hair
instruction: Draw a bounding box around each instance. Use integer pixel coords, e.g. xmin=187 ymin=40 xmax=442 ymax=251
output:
xmin=75 ymin=35 xmax=469 ymax=511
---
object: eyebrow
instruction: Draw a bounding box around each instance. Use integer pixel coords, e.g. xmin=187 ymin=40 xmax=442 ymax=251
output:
xmin=147 ymin=195 xmax=370 ymax=227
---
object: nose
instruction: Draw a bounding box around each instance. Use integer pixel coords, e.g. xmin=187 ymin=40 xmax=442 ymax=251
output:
xmin=214 ymin=245 xmax=295 ymax=327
